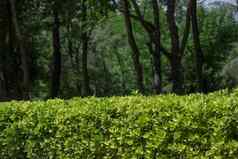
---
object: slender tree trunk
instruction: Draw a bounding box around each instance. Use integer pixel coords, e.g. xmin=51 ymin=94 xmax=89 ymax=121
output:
xmin=180 ymin=0 xmax=192 ymax=56
xmin=75 ymin=44 xmax=82 ymax=94
xmin=8 ymin=0 xmax=30 ymax=99
xmin=166 ymin=0 xmax=183 ymax=94
xmin=0 ymin=36 xmax=7 ymax=100
xmin=7 ymin=1 xmax=22 ymax=99
xmin=151 ymin=0 xmax=162 ymax=94
xmin=82 ymin=34 xmax=90 ymax=96
xmin=191 ymin=0 xmax=206 ymax=93
xmin=67 ymin=21 xmax=75 ymax=70
xmin=102 ymin=58 xmax=112 ymax=96
xmin=81 ymin=0 xmax=91 ymax=97
xmin=50 ymin=6 xmax=61 ymax=98
xmin=114 ymin=49 xmax=127 ymax=94
xmin=121 ymin=0 xmax=145 ymax=93
xmin=7 ymin=0 xmax=20 ymax=99
xmin=0 ymin=1 xmax=7 ymax=100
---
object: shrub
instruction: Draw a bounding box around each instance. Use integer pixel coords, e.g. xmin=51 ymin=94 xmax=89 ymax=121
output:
xmin=1 ymin=90 xmax=238 ymax=158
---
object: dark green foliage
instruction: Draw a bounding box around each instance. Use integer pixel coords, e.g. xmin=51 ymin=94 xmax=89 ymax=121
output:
xmin=1 ymin=90 xmax=238 ymax=158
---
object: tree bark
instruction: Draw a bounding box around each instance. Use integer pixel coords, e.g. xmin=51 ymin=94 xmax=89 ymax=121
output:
xmin=191 ymin=0 xmax=207 ymax=93
xmin=0 ymin=0 xmax=7 ymax=100
xmin=0 ymin=35 xmax=7 ymax=100
xmin=180 ymin=0 xmax=192 ymax=57
xmin=67 ymin=21 xmax=76 ymax=70
xmin=151 ymin=0 xmax=162 ymax=94
xmin=121 ymin=0 xmax=145 ymax=94
xmin=50 ymin=6 xmax=61 ymax=98
xmin=8 ymin=0 xmax=30 ymax=99
xmin=7 ymin=0 xmax=22 ymax=99
xmin=166 ymin=0 xmax=184 ymax=94
xmin=81 ymin=0 xmax=91 ymax=97
xmin=81 ymin=34 xmax=90 ymax=96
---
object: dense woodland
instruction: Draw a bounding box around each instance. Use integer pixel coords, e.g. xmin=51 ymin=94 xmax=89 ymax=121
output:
xmin=0 ymin=0 xmax=238 ymax=100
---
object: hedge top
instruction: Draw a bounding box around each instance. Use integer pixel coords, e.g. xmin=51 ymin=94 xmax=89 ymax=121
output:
xmin=1 ymin=90 xmax=238 ymax=158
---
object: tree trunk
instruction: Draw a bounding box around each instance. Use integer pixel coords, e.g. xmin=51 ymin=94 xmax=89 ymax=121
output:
xmin=130 ymin=0 xmax=163 ymax=94
xmin=166 ymin=0 xmax=184 ymax=94
xmin=126 ymin=0 xmax=192 ymax=94
xmin=180 ymin=0 xmax=192 ymax=56
xmin=114 ymin=49 xmax=127 ymax=94
xmin=0 ymin=1 xmax=7 ymax=100
xmin=7 ymin=0 xmax=22 ymax=99
xmin=8 ymin=0 xmax=30 ymax=99
xmin=0 ymin=37 xmax=7 ymax=100
xmin=191 ymin=0 xmax=206 ymax=93
xmin=151 ymin=0 xmax=162 ymax=94
xmin=121 ymin=0 xmax=145 ymax=94
xmin=50 ymin=6 xmax=61 ymax=98
xmin=82 ymin=34 xmax=90 ymax=96
xmin=81 ymin=0 xmax=91 ymax=97
xmin=67 ymin=21 xmax=75 ymax=70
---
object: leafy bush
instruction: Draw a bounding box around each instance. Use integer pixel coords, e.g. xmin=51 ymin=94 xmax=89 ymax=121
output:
xmin=1 ymin=90 xmax=238 ymax=158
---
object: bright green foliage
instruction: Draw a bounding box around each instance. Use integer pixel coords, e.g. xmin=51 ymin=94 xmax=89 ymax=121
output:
xmin=1 ymin=90 xmax=238 ymax=158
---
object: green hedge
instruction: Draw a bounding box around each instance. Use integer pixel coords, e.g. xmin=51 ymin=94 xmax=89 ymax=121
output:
xmin=1 ymin=90 xmax=238 ymax=158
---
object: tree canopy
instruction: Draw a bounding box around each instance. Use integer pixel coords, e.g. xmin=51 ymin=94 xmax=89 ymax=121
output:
xmin=0 ymin=0 xmax=238 ymax=100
